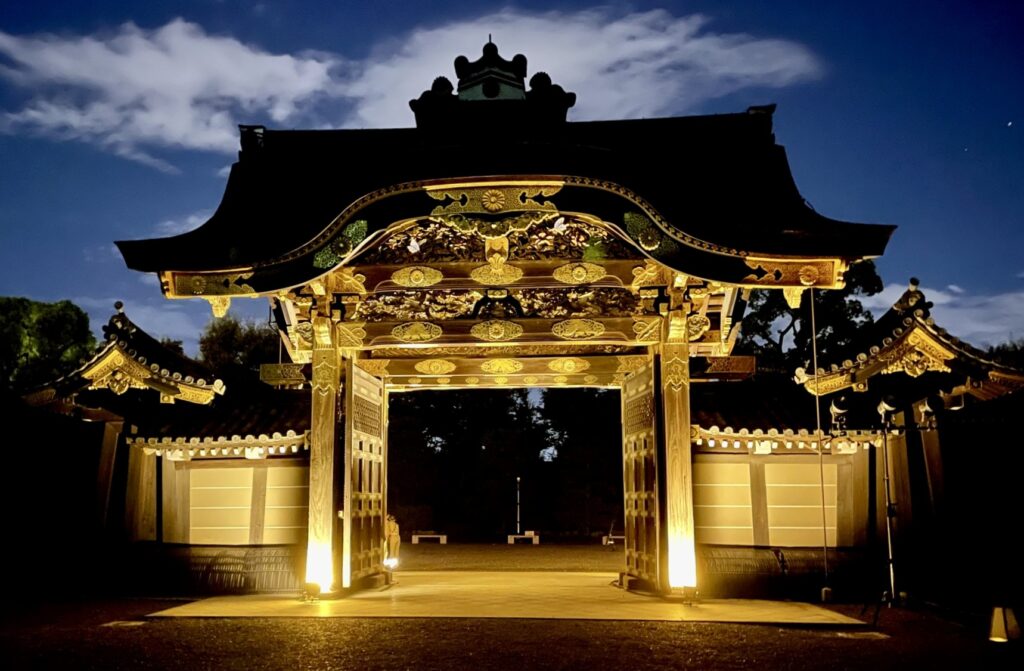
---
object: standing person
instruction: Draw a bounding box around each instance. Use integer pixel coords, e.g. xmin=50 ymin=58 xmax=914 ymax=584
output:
xmin=385 ymin=514 xmax=401 ymax=569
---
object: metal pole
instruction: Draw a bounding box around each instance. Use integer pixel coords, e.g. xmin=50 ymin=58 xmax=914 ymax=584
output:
xmin=516 ymin=476 xmax=521 ymax=535
xmin=880 ymin=415 xmax=897 ymax=604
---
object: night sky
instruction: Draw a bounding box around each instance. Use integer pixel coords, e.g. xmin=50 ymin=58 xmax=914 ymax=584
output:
xmin=1 ymin=1 xmax=1021 ymax=353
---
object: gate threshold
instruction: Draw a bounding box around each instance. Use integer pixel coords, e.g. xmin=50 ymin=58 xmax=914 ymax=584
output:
xmin=149 ymin=571 xmax=863 ymax=625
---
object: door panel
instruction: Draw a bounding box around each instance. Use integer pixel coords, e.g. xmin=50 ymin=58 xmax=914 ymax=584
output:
xmin=621 ymin=359 xmax=660 ymax=585
xmin=345 ymin=363 xmax=387 ymax=582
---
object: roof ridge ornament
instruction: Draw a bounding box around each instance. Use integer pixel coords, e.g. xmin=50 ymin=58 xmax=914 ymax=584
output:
xmin=410 ymin=41 xmax=576 ymax=131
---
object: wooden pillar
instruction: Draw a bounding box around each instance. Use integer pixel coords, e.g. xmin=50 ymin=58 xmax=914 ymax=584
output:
xmin=161 ymin=459 xmax=190 ymax=543
xmin=657 ymin=334 xmax=697 ymax=591
xmin=124 ymin=446 xmax=157 ymax=541
xmin=305 ymin=316 xmax=341 ymax=592
xmin=95 ymin=420 xmax=123 ymax=533
xmin=340 ymin=356 xmax=355 ymax=589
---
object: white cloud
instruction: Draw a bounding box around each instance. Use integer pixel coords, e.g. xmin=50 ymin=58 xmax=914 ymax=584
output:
xmin=0 ymin=19 xmax=340 ymax=171
xmin=864 ymin=282 xmax=1024 ymax=348
xmin=153 ymin=209 xmax=211 ymax=236
xmin=82 ymin=243 xmax=120 ymax=263
xmin=946 ymin=284 xmax=964 ymax=294
xmin=73 ymin=295 xmax=207 ymax=350
xmin=341 ymin=8 xmax=820 ymax=127
xmin=0 ymin=10 xmax=820 ymax=168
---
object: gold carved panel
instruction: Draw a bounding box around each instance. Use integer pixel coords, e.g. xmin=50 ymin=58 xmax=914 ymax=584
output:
xmin=480 ymin=359 xmax=523 ymax=374
xmin=553 ymin=262 xmax=606 ymax=285
xmin=391 ymin=322 xmax=442 ymax=343
xmin=552 ymin=318 xmax=606 ymax=340
xmin=391 ymin=266 xmax=443 ymax=288
xmin=470 ymin=320 xmax=523 ymax=342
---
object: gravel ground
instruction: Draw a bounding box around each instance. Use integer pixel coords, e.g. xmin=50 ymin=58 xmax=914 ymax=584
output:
xmin=1 ymin=544 xmax=1019 ymax=670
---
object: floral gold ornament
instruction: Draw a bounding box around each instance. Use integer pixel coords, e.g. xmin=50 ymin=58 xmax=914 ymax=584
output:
xmin=798 ymin=265 xmax=820 ymax=286
xmin=553 ymin=262 xmax=606 ymax=285
xmin=481 ymin=358 xmax=523 ymax=374
xmin=481 ymin=189 xmax=506 ymax=212
xmin=409 ymin=377 xmax=422 ymax=384
xmin=470 ymin=320 xmax=523 ymax=342
xmin=391 ymin=322 xmax=442 ymax=343
xmin=355 ymin=359 xmax=390 ymax=377
xmin=616 ymin=356 xmax=648 ymax=374
xmin=686 ymin=314 xmax=712 ymax=341
xmin=173 ymin=271 xmax=254 ymax=297
xmin=523 ymin=376 xmax=539 ymax=384
xmin=414 ymin=359 xmax=457 ymax=375
xmin=425 ymin=182 xmax=562 ymax=216
xmin=206 ymin=296 xmax=231 ymax=318
xmin=552 ymin=318 xmax=605 ymax=340
xmin=470 ymin=254 xmax=524 ymax=285
xmin=466 ymin=376 xmax=480 ymax=384
xmin=632 ymin=317 xmax=660 ymax=343
xmin=553 ymin=375 xmax=568 ymax=384
xmin=437 ymin=377 xmax=451 ymax=384
xmin=584 ymin=374 xmax=599 ymax=384
xmin=391 ymin=266 xmax=443 ymax=288
xmin=664 ymin=355 xmax=689 ymax=391
xmin=548 ymin=358 xmax=590 ymax=374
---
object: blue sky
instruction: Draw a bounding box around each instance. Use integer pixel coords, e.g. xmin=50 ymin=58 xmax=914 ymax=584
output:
xmin=1 ymin=1 xmax=1022 ymax=354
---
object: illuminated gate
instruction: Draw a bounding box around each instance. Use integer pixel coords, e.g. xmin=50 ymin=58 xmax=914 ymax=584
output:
xmin=117 ymin=41 xmax=892 ymax=596
xmin=621 ymin=359 xmax=661 ymax=587
xmin=341 ymin=360 xmax=387 ymax=585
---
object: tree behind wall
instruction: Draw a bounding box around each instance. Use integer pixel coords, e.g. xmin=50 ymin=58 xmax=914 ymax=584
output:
xmin=736 ymin=259 xmax=884 ymax=372
xmin=0 ymin=297 xmax=96 ymax=392
xmin=198 ymin=315 xmax=280 ymax=377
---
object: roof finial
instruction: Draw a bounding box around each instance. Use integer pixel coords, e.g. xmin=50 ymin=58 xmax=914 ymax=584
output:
xmin=488 ymin=33 xmax=492 ymax=44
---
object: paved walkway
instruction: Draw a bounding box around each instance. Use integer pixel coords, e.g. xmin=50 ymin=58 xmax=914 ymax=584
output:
xmin=151 ymin=571 xmax=862 ymax=625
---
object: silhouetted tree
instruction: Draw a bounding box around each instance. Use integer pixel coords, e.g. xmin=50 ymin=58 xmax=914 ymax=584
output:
xmin=198 ymin=315 xmax=279 ymax=376
xmin=988 ymin=338 xmax=1024 ymax=368
xmin=158 ymin=337 xmax=185 ymax=356
xmin=0 ymin=297 xmax=96 ymax=392
xmin=737 ymin=259 xmax=884 ymax=372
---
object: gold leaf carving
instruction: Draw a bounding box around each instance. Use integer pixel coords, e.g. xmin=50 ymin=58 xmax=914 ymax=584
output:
xmin=616 ymin=356 xmax=648 ymax=374
xmin=664 ymin=355 xmax=689 ymax=391
xmin=632 ymin=317 xmax=660 ymax=343
xmin=783 ymin=287 xmax=805 ymax=309
xmin=471 ymin=320 xmax=523 ymax=342
xmin=584 ymin=374 xmax=599 ymax=384
xmin=206 ymin=296 xmax=231 ymax=318
xmin=355 ymin=359 xmax=389 ymax=377
xmin=335 ymin=322 xmax=367 ymax=348
xmin=631 ymin=260 xmax=670 ymax=289
xmin=552 ymin=318 xmax=605 ymax=340
xmin=414 ymin=359 xmax=457 ymax=375
xmin=553 ymin=262 xmax=606 ymax=285
xmin=523 ymin=376 xmax=539 ymax=385
xmin=391 ymin=266 xmax=443 ymax=288
xmin=481 ymin=359 xmax=523 ymax=374
xmin=173 ymin=271 xmax=254 ymax=297
xmin=743 ymin=259 xmax=837 ymax=288
xmin=470 ymin=254 xmax=524 ymax=285
xmin=687 ymin=314 xmax=711 ymax=341
xmin=494 ymin=376 xmax=510 ymax=384
xmin=391 ymin=322 xmax=442 ymax=343
xmin=332 ymin=267 xmax=367 ymax=294
xmin=553 ymin=375 xmax=568 ymax=384
xmin=466 ymin=377 xmax=480 ymax=384
xmin=426 ymin=183 xmax=562 ymax=216
xmin=547 ymin=358 xmax=591 ymax=374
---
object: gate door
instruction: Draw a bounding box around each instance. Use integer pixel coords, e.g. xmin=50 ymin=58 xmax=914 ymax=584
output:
xmin=342 ymin=361 xmax=387 ymax=586
xmin=621 ymin=358 xmax=660 ymax=586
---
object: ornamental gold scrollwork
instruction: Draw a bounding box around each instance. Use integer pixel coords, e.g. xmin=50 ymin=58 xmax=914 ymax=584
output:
xmin=584 ymin=375 xmax=599 ymax=384
xmin=331 ymin=267 xmax=368 ymax=294
xmin=632 ymin=317 xmax=660 ymax=343
xmin=552 ymin=318 xmax=606 ymax=340
xmin=630 ymin=260 xmax=671 ymax=289
xmin=355 ymin=359 xmax=390 ymax=377
xmin=470 ymin=320 xmax=523 ymax=342
xmin=391 ymin=266 xmax=443 ymax=288
xmin=480 ymin=359 xmax=523 ymax=374
xmin=742 ymin=259 xmax=838 ymax=288
xmin=392 ymin=322 xmax=442 ymax=343
xmin=312 ymin=359 xmax=338 ymax=397
xmin=173 ymin=271 xmax=255 ymax=297
xmin=547 ymin=358 xmax=590 ymax=374
xmin=616 ymin=356 xmax=649 ymax=374
xmin=663 ymin=355 xmax=689 ymax=391
xmin=553 ymin=375 xmax=568 ymax=384
xmin=206 ymin=296 xmax=231 ymax=318
xmin=470 ymin=254 xmax=524 ymax=285
xmin=426 ymin=183 xmax=562 ymax=216
xmin=687 ymin=314 xmax=711 ymax=341
xmin=335 ymin=322 xmax=367 ymax=348
xmin=553 ymin=262 xmax=606 ymax=285
xmin=523 ymin=376 xmax=540 ymax=385
xmin=783 ymin=287 xmax=805 ymax=309
xmin=880 ymin=331 xmax=953 ymax=378
xmin=414 ymin=359 xmax=457 ymax=375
